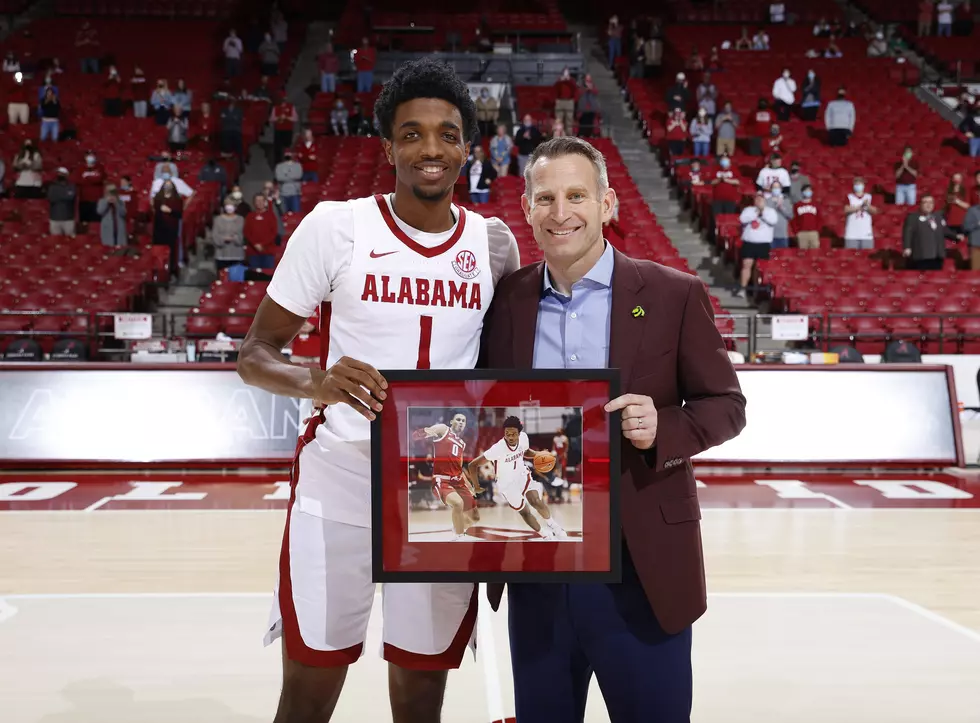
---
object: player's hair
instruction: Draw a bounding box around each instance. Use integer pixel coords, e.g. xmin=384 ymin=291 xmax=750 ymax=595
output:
xmin=373 ymin=57 xmax=477 ymax=142
xmin=503 ymin=415 xmax=523 ymax=431
xmin=523 ymin=136 xmax=609 ymax=199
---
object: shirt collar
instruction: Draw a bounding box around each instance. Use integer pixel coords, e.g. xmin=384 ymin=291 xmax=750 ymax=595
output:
xmin=542 ymin=240 xmax=614 ymax=298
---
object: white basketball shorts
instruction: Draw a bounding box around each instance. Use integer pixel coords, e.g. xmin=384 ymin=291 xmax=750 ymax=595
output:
xmin=264 ymin=433 xmax=477 ymax=669
xmin=499 ymin=471 xmax=544 ymax=511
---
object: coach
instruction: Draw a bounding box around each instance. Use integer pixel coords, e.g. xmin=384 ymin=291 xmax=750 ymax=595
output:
xmin=480 ymin=136 xmax=746 ymax=723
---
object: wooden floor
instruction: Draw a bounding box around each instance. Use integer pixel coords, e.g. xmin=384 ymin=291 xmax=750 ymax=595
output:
xmin=2 ymin=501 xmax=980 ymax=722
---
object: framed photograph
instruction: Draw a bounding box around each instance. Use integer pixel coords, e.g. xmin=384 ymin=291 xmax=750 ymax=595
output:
xmin=371 ymin=369 xmax=621 ymax=583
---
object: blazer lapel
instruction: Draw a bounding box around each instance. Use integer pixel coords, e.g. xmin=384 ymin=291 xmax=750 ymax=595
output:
xmin=608 ymin=249 xmax=651 ymax=388
xmin=510 ymin=262 xmax=544 ymax=369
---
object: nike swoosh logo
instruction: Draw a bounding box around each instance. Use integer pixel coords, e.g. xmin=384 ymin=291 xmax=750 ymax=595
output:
xmin=370 ymin=250 xmax=398 ymax=258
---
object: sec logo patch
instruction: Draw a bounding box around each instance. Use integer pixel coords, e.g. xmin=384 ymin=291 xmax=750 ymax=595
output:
xmin=452 ymin=250 xmax=480 ymax=280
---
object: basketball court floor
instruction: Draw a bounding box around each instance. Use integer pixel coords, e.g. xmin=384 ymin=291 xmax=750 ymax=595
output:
xmin=2 ymin=470 xmax=980 ymax=723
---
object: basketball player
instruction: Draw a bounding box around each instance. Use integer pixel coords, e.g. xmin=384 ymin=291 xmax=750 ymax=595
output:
xmin=414 ymin=412 xmax=479 ymax=541
xmin=552 ymin=426 xmax=569 ymax=476
xmin=466 ymin=416 xmax=567 ymax=539
xmin=237 ymin=57 xmax=520 ymax=723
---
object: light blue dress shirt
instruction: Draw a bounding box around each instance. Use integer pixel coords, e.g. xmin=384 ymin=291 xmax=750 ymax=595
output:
xmin=532 ymin=241 xmax=614 ymax=369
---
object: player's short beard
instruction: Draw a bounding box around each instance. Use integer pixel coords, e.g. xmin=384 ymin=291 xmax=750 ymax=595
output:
xmin=412 ymin=183 xmax=451 ymax=202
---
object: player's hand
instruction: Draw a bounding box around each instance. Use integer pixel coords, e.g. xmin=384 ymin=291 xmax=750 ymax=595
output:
xmin=604 ymin=393 xmax=658 ymax=451
xmin=311 ymin=356 xmax=387 ymax=421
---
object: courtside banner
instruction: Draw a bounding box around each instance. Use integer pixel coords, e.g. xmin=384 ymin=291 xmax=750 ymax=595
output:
xmin=0 ymin=365 xmax=313 ymax=467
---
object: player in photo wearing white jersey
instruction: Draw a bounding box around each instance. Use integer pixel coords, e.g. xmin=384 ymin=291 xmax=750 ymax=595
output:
xmin=466 ymin=416 xmax=567 ymax=539
xmin=237 ymin=57 xmax=520 ymax=723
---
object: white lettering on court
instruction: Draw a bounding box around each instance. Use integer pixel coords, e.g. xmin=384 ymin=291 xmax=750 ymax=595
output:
xmin=8 ymin=389 xmax=57 ymax=439
xmin=0 ymin=482 xmax=77 ymax=501
xmin=853 ymin=480 xmax=973 ymax=500
xmin=113 ymin=482 xmax=206 ymax=501
xmin=754 ymin=480 xmax=826 ymax=499
xmin=262 ymin=482 xmax=291 ymax=500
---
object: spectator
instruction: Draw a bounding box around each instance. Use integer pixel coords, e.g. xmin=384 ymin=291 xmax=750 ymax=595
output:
xmin=824 ymin=38 xmax=843 ymax=58
xmin=844 ymin=178 xmax=878 ymax=249
xmin=814 ymin=17 xmax=831 ymax=36
xmin=348 ymin=102 xmax=372 ymax=136
xmin=770 ymin=2 xmax=786 ymax=23
xmin=150 ymin=79 xmax=173 ymax=125
xmin=690 ymin=109 xmax=712 ymax=157
xmin=551 ymin=119 xmax=567 ymax=138
xmin=607 ymin=15 xmax=622 ymax=68
xmin=318 ymin=43 xmax=339 ymax=93
xmin=715 ymin=101 xmax=739 ymax=156
xmin=198 ymin=157 xmax=227 ymax=198
xmin=167 ymin=106 xmax=190 ymax=152
xmin=77 ymin=151 xmax=106 ymax=223
xmin=711 ymin=155 xmax=742 ymax=215
xmin=903 ymin=194 xmax=961 ymax=269
xmin=735 ymin=26 xmax=753 ymax=51
xmin=696 ymin=72 xmax=717 ymax=118
xmin=766 ymin=182 xmax=794 ymax=248
xmin=271 ymin=6 xmax=288 ymax=50
xmin=665 ymin=107 xmax=688 ymax=156
xmin=131 ymin=67 xmax=148 ymax=118
xmin=2 ymin=51 xmax=19 ymax=73
xmin=665 ymin=72 xmax=689 ymax=112
xmin=244 ymin=193 xmax=279 ymax=268
xmin=154 ymin=151 xmax=179 ymax=179
xmin=737 ymin=193 xmax=778 ymax=296
xmin=275 ymin=150 xmax=303 ymax=214
xmin=683 ymin=159 xmax=705 ymax=190
xmin=554 ymin=68 xmax=578 ymax=130
xmin=946 ymin=173 xmax=970 ymax=232
xmin=749 ymin=98 xmax=772 ymax=155
xmin=772 ymin=68 xmax=797 ymax=122
xmin=223 ymin=29 xmax=243 ymax=77
xmin=936 ymin=0 xmax=953 ymax=36
xmin=219 ymin=98 xmax=244 ymax=160
xmin=765 ymin=123 xmax=784 ymax=157
xmin=629 ymin=32 xmax=646 ymax=79
xmin=954 ymin=0 xmax=974 ymax=35
xmin=36 ymin=73 xmax=59 ymax=105
xmin=824 ymin=88 xmax=855 ymax=146
xmin=466 ymin=146 xmax=495 ymax=204
xmin=894 ymin=146 xmax=919 ymax=205
xmin=294 ymin=128 xmax=321 ymax=182
xmin=212 ymin=201 xmax=246 ymax=270
xmin=226 ymin=186 xmax=250 ymax=216
xmin=752 ymin=29 xmax=771 ymax=50
xmin=7 ymin=72 xmax=29 ymax=125
xmin=150 ymin=165 xmax=193 ymax=197
xmin=685 ymin=46 xmax=704 ymax=72
xmin=262 ymin=181 xmax=285 ymax=233
xmin=514 ymin=115 xmax=542 ymax=176
xmin=39 ymin=87 xmax=60 ymax=142
xmin=75 ymin=21 xmax=100 ymax=74
xmin=489 ymin=124 xmax=513 ymax=177
xmin=963 ymin=193 xmax=980 ymax=270
xmin=475 ymin=87 xmax=499 ymax=139
xmin=117 ymin=176 xmax=134 ymax=204
xmin=47 ymin=167 xmax=76 ymax=235
xmin=576 ymin=75 xmax=600 ymax=138
xmin=259 ymin=32 xmax=280 ymax=76
xmin=960 ymin=105 xmax=980 ymax=157
xmin=103 ymin=66 xmax=123 ymax=116
xmin=707 ymin=46 xmax=723 ymax=72
xmin=918 ymin=0 xmax=934 ymax=36
xmin=196 ymin=101 xmax=215 ymax=147
xmin=270 ymin=95 xmax=298 ymax=164
xmin=96 ymin=184 xmax=127 ymax=248
xmin=13 ymin=140 xmax=42 ymax=198
xmin=756 ymin=153 xmax=790 ymax=192
xmin=788 ymin=161 xmax=810 ymax=203
xmin=152 ymin=181 xmax=184 ymax=281
xmin=867 ymin=30 xmax=888 ymax=56
xmin=800 ymin=70 xmax=821 ymax=121
xmin=330 ymin=99 xmax=349 ymax=136
xmin=792 ymin=185 xmax=822 ymax=249
xmin=172 ymin=79 xmax=192 ymax=111
xmin=354 ymin=37 xmax=376 ymax=93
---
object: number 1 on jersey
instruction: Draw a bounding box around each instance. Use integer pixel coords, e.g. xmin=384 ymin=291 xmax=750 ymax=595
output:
xmin=417 ymin=315 xmax=433 ymax=369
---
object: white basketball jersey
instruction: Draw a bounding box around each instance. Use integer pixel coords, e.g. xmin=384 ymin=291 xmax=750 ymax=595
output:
xmin=266 ymin=194 xmax=514 ymax=527
xmin=485 ymin=432 xmax=531 ymax=490
xmin=844 ymin=193 xmax=873 ymax=240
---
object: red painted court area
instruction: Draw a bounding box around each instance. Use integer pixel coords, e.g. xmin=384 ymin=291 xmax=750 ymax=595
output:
xmin=0 ymin=471 xmax=978 ymax=510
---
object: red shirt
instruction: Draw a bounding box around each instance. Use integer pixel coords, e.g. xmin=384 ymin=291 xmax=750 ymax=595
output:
xmin=666 ymin=117 xmax=687 ymax=140
xmin=77 ymin=165 xmax=106 ymax=203
xmin=753 ymin=110 xmax=771 ymax=135
xmin=354 ymin=46 xmax=376 ymax=72
xmin=432 ymin=430 xmax=465 ymax=480
xmin=103 ymin=78 xmax=122 ymax=99
xmin=554 ymin=78 xmax=578 ymax=100
xmin=8 ymin=84 xmax=28 ymax=103
xmin=947 ymin=189 xmax=968 ymax=227
xmin=294 ymin=140 xmax=321 ymax=173
xmin=272 ymin=103 xmax=295 ymax=131
xmin=792 ymin=200 xmax=822 ymax=233
xmin=244 ymin=210 xmax=279 ymax=252
xmin=713 ymin=169 xmax=741 ymax=202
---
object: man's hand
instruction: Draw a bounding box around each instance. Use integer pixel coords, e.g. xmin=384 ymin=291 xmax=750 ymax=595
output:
xmin=310 ymin=356 xmax=387 ymax=420
xmin=605 ymin=394 xmax=658 ymax=450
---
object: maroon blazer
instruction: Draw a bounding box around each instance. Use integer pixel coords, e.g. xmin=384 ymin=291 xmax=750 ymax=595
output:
xmin=480 ymin=248 xmax=746 ymax=634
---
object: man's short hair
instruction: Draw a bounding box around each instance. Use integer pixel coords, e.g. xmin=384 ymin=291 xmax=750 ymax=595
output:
xmin=523 ymin=136 xmax=609 ymax=198
xmin=503 ymin=415 xmax=523 ymax=432
xmin=373 ymin=57 xmax=477 ymax=142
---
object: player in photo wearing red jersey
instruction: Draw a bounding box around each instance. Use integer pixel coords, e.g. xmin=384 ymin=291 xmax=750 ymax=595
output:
xmin=414 ymin=412 xmax=480 ymax=541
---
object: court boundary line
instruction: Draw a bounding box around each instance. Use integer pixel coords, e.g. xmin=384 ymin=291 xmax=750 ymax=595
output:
xmin=2 ymin=506 xmax=980 ymax=515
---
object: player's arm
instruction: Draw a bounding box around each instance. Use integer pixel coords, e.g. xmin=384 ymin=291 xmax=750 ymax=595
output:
xmin=412 ymin=423 xmax=449 ymax=441
xmin=465 ymin=453 xmax=488 ymax=494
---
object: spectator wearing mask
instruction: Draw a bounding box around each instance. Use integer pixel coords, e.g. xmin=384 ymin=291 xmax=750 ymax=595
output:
xmin=153 ymin=181 xmax=184 ymax=280
xmin=39 ymin=87 xmax=60 ymax=142
xmin=198 ymin=157 xmax=227 ymax=198
xmin=258 ymin=33 xmax=280 ymax=76
xmin=894 ymin=146 xmax=919 ymax=205
xmin=75 ymin=21 xmax=100 ymax=74
xmin=715 ymin=102 xmax=739 ymax=156
xmin=738 ymin=192 xmax=778 ymax=296
xmin=707 ymin=46 xmax=723 ymax=72
xmin=772 ymin=68 xmax=797 ymax=122
xmin=197 ymin=101 xmax=215 ymax=147
xmin=150 ymin=165 xmax=194 ymax=198
xmin=665 ymin=107 xmax=688 ymax=156
xmin=824 ymin=37 xmax=843 ymax=58
xmin=294 ymin=128 xmax=321 ymax=182
xmin=476 ymin=87 xmax=499 ymax=139
xmin=756 ymin=153 xmax=791 ymax=192
xmin=735 ymin=26 xmax=752 ymax=50
xmin=792 ymin=184 xmax=822 ymax=249
xmin=690 ymin=109 xmax=713 ymax=157
xmin=466 ymin=146 xmax=496 ymax=204
xmin=103 ymin=66 xmax=123 ymax=116
xmin=489 ymin=124 xmax=513 ymax=177
xmin=150 ymin=80 xmax=173 ymax=125
xmin=554 ymin=68 xmax=578 ymax=131
xmin=766 ymin=182 xmax=794 ymax=249
xmin=696 ymin=72 xmax=717 ymax=118
xmin=665 ymin=72 xmax=689 ymax=112
xmin=800 ymin=70 xmax=821 ymax=121
xmin=167 ymin=106 xmax=190 ymax=152
xmin=711 ymin=155 xmax=742 ymax=215
xmin=12 ymin=140 xmax=42 ymax=198
xmin=749 ymin=99 xmax=772 ymax=156
xmin=47 ymin=167 xmax=76 ymax=235
xmin=824 ymin=87 xmax=855 ymax=146
xmin=960 ymin=106 xmax=980 ymax=157
xmin=223 ymin=29 xmax=244 ymax=77
xmin=936 ymin=1 xmax=953 ymax=36
xmin=96 ymin=184 xmax=127 ymax=248
xmin=903 ymin=195 xmax=962 ymax=269
xmin=330 ymin=99 xmax=349 ymax=136
xmin=270 ymin=95 xmax=298 ymax=164
xmin=7 ymin=72 xmax=29 ymax=125
xmin=576 ymin=75 xmax=600 ymax=137
xmin=765 ymin=123 xmax=785 ymax=157
xmin=788 ymin=161 xmax=810 ymax=203
xmin=844 ymin=178 xmax=878 ymax=249
xmin=76 ymin=152 xmax=106 ymax=222
xmin=514 ymin=115 xmax=542 ymax=176
xmin=318 ymin=43 xmax=339 ymax=93
xmin=131 ymin=67 xmax=148 ymax=117
xmin=244 ymin=193 xmax=279 ymax=268
xmin=945 ymin=173 xmax=970 ymax=233
xmin=154 ymin=152 xmax=180 ymax=180
xmin=117 ymin=176 xmax=134 ymax=204
xmin=354 ymin=37 xmax=376 ymax=93
xmin=867 ymin=30 xmax=888 ymax=56
xmin=275 ymin=150 xmax=303 ymax=214
xmin=753 ymin=29 xmax=771 ymax=50
xmin=212 ymin=202 xmax=246 ymax=269
xmin=225 ymin=186 xmax=250 ymax=216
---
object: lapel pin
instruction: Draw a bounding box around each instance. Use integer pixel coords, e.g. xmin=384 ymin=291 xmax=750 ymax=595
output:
xmin=632 ymin=305 xmax=645 ymax=318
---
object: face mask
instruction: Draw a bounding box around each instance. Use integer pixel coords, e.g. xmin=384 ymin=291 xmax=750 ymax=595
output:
xmin=807 ymin=71 xmax=815 ymax=79
xmin=903 ymin=151 xmax=912 ymax=160
xmin=783 ymin=71 xmax=790 ymax=78
xmin=161 ymin=173 xmax=172 ymax=181
xmin=480 ymin=90 xmax=488 ymax=98
xmin=720 ymin=158 xmax=730 ymax=169
xmin=803 ymin=189 xmax=813 ymax=199
xmin=232 ymin=191 xmax=242 ymax=200
xmin=771 ymin=187 xmax=782 ymax=196
xmin=85 ymin=156 xmax=95 ymax=165
xmin=691 ymin=167 xmax=700 ymax=175
xmin=854 ymin=184 xmax=864 ymax=193
xmin=224 ymin=204 xmax=236 ymax=214
xmin=771 ymin=128 xmax=780 ymax=136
